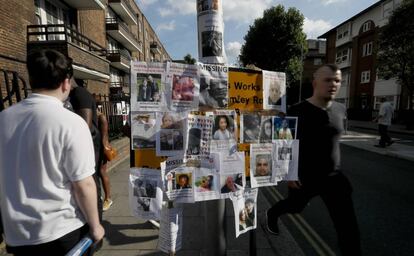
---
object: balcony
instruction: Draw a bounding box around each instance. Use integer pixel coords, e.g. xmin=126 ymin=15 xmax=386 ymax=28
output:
xmin=108 ymin=0 xmax=137 ymax=25
xmin=150 ymin=41 xmax=162 ymax=55
xmin=63 ymin=0 xmax=105 ymax=10
xmin=107 ymin=49 xmax=131 ymax=73
xmin=27 ymin=24 xmax=110 ymax=81
xmin=106 ymin=18 xmax=141 ymax=52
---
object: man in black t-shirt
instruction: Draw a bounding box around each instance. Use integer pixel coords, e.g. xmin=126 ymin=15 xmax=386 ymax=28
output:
xmin=69 ymin=81 xmax=103 ymax=222
xmin=266 ymin=64 xmax=361 ymax=256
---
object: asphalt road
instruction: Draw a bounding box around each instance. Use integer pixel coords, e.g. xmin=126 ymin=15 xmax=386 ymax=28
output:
xmin=349 ymin=127 xmax=414 ymax=146
xmin=263 ymin=144 xmax=414 ymax=256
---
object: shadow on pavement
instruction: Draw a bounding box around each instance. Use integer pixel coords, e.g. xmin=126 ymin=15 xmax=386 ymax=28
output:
xmin=102 ymin=220 xmax=159 ymax=246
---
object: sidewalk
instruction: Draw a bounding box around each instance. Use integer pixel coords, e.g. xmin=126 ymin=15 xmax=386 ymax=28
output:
xmin=341 ymin=131 xmax=414 ymax=162
xmin=347 ymin=120 xmax=414 ymax=136
xmin=97 ymin=157 xmax=305 ymax=256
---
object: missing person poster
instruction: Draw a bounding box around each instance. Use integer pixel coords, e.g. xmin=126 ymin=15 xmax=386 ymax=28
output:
xmin=197 ymin=0 xmax=227 ymax=64
xmin=157 ymin=205 xmax=183 ymax=254
xmin=161 ymin=156 xmax=195 ymax=203
xmin=165 ymin=62 xmax=199 ymax=112
xmin=198 ymin=63 xmax=229 ymax=110
xmin=194 ymin=165 xmax=220 ymax=202
xmin=240 ymin=113 xmax=261 ymax=143
xmin=131 ymin=61 xmax=166 ymax=112
xmin=129 ymin=168 xmax=163 ymax=220
xmin=230 ymin=188 xmax=258 ymax=238
xmin=185 ymin=114 xmax=213 ymax=160
xmin=272 ymin=140 xmax=299 ymax=182
xmin=250 ymin=143 xmax=275 ymax=188
xmin=262 ymin=70 xmax=286 ymax=112
xmin=207 ymin=110 xmax=238 ymax=153
xmin=131 ymin=111 xmax=156 ymax=149
xmin=258 ymin=115 xmax=274 ymax=143
xmin=211 ymin=152 xmax=246 ymax=199
xmin=156 ymin=112 xmax=188 ymax=157
xmin=272 ymin=116 xmax=298 ymax=140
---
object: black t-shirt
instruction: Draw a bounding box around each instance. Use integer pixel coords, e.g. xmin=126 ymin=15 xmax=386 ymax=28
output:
xmin=69 ymin=87 xmax=98 ymax=129
xmin=288 ymin=100 xmax=346 ymax=182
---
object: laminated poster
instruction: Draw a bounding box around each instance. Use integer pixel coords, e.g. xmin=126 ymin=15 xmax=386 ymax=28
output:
xmin=272 ymin=140 xmax=299 ymax=182
xmin=249 ymin=143 xmax=276 ymax=188
xmin=207 ymin=110 xmax=238 ymax=153
xmin=131 ymin=61 xmax=166 ymax=112
xmin=156 ymin=112 xmax=188 ymax=157
xmin=211 ymin=152 xmax=246 ymax=199
xmin=131 ymin=111 xmax=156 ymax=149
xmin=197 ymin=0 xmax=227 ymax=64
xmin=185 ymin=114 xmax=213 ymax=161
xmin=129 ymin=168 xmax=163 ymax=220
xmin=230 ymin=188 xmax=258 ymax=238
xmin=198 ymin=62 xmax=229 ymax=110
xmin=161 ymin=156 xmax=195 ymax=203
xmin=157 ymin=205 xmax=183 ymax=254
xmin=272 ymin=116 xmax=298 ymax=140
xmin=262 ymin=70 xmax=286 ymax=112
xmin=165 ymin=62 xmax=199 ymax=112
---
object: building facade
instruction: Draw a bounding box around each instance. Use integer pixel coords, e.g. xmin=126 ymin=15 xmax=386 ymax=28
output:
xmin=301 ymin=39 xmax=326 ymax=100
xmin=0 ymin=0 xmax=170 ymax=107
xmin=318 ymin=0 xmax=402 ymax=120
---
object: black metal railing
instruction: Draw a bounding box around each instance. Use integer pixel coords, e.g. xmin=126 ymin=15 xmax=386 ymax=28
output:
xmin=0 ymin=69 xmax=29 ymax=112
xmin=110 ymin=81 xmax=129 ymax=87
xmin=107 ymin=49 xmax=132 ymax=61
xmin=95 ymin=93 xmax=129 ymax=140
xmin=27 ymin=24 xmax=107 ymax=56
xmin=105 ymin=17 xmax=139 ymax=43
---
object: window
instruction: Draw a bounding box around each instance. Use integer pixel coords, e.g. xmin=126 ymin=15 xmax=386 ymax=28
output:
xmin=314 ymin=58 xmax=322 ymax=65
xmin=361 ymin=71 xmax=371 ymax=83
xmin=362 ymin=42 xmax=373 ymax=57
xmin=362 ymin=21 xmax=371 ymax=32
xmin=337 ymin=25 xmax=349 ymax=40
xmin=336 ymin=49 xmax=349 ymax=64
xmin=138 ymin=20 xmax=142 ymax=33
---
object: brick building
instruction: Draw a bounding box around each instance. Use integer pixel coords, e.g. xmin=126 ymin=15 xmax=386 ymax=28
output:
xmin=0 ymin=0 xmax=170 ymax=108
xmin=318 ymin=0 xmax=403 ymax=120
xmin=301 ymin=39 xmax=326 ymax=100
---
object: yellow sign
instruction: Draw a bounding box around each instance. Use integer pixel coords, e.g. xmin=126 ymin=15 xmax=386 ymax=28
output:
xmin=228 ymin=68 xmax=263 ymax=111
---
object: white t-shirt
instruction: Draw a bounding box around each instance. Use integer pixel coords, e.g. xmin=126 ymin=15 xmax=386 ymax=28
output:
xmin=378 ymin=101 xmax=394 ymax=126
xmin=213 ymin=129 xmax=231 ymax=140
xmin=0 ymin=94 xmax=96 ymax=246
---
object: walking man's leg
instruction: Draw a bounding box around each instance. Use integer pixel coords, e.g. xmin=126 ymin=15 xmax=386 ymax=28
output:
xmin=267 ymin=185 xmax=314 ymax=234
xmin=321 ymin=173 xmax=361 ymax=256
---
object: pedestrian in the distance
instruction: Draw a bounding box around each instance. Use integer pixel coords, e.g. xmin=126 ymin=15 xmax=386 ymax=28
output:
xmin=373 ymin=98 xmax=394 ymax=148
xmin=0 ymin=49 xmax=104 ymax=255
xmin=266 ymin=64 xmax=361 ymax=256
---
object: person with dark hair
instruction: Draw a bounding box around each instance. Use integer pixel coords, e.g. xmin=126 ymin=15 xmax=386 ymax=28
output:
xmin=259 ymin=118 xmax=272 ymax=143
xmin=243 ymin=115 xmax=260 ymax=142
xmin=213 ymin=115 xmax=232 ymax=140
xmin=255 ymin=155 xmax=270 ymax=177
xmin=176 ymin=174 xmax=191 ymax=189
xmin=0 ymin=49 xmax=104 ymax=255
xmin=266 ymin=64 xmax=361 ymax=256
xmin=245 ymin=199 xmax=255 ymax=227
xmin=69 ymin=76 xmax=104 ymax=221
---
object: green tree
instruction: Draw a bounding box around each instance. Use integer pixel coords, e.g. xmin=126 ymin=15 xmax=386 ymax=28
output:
xmin=377 ymin=0 xmax=414 ymax=113
xmin=239 ymin=5 xmax=307 ymax=85
xmin=183 ymin=54 xmax=196 ymax=64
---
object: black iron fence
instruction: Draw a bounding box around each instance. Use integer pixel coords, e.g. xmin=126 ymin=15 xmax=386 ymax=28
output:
xmin=0 ymin=69 xmax=29 ymax=111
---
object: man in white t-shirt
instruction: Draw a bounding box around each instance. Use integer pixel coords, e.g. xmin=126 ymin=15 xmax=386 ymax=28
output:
xmin=374 ymin=98 xmax=394 ymax=148
xmin=0 ymin=49 xmax=104 ymax=255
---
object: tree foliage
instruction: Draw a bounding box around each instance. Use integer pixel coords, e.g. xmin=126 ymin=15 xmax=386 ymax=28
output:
xmin=239 ymin=5 xmax=307 ymax=84
xmin=377 ymin=0 xmax=414 ymax=110
xmin=183 ymin=54 xmax=196 ymax=64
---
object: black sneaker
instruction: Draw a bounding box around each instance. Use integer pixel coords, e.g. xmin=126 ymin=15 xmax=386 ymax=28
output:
xmin=266 ymin=209 xmax=279 ymax=235
xmin=374 ymin=144 xmax=386 ymax=148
